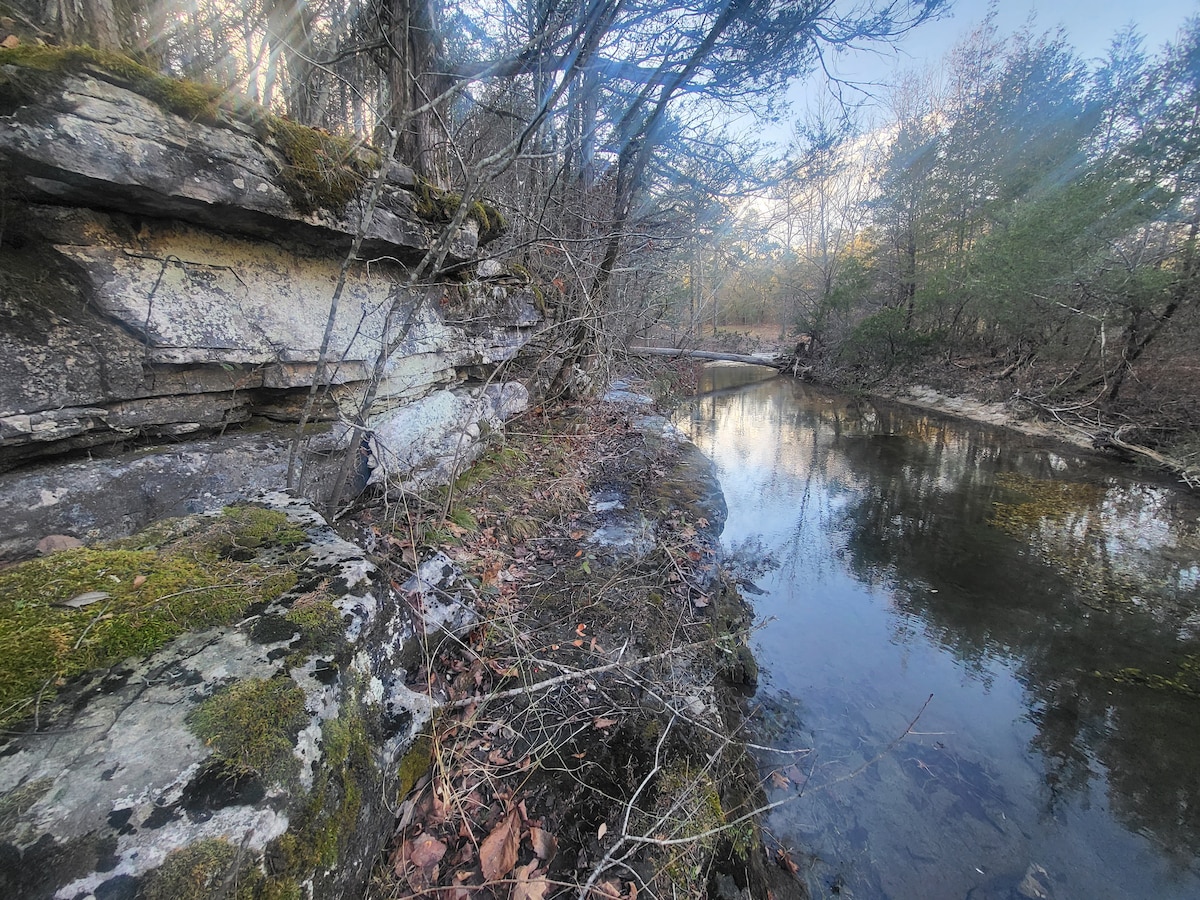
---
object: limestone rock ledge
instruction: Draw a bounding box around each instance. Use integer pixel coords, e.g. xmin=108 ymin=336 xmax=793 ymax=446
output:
xmin=0 ymin=492 xmax=466 ymax=900
xmin=0 ymin=68 xmax=544 ymax=557
xmin=0 ymin=70 xmax=476 ymax=259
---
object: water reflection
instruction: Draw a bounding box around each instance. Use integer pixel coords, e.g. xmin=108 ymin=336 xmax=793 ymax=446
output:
xmin=677 ymin=368 xmax=1200 ymax=899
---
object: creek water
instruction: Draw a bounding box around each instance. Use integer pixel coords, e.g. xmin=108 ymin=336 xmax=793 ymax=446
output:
xmin=676 ymin=365 xmax=1200 ymax=900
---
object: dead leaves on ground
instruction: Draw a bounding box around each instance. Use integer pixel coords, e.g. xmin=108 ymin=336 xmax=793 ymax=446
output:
xmin=373 ymin=402 xmax=727 ymax=899
xmin=480 ymin=809 xmax=521 ymax=880
xmin=390 ymin=793 xmax=558 ymax=898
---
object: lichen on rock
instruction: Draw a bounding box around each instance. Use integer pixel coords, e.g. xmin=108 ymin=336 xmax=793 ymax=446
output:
xmin=0 ymin=493 xmax=435 ymax=900
xmin=0 ymin=504 xmax=304 ymax=729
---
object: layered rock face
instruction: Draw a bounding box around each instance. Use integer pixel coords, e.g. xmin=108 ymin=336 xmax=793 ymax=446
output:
xmin=0 ymin=67 xmax=543 ymax=558
xmin=0 ymin=62 xmax=545 ymax=898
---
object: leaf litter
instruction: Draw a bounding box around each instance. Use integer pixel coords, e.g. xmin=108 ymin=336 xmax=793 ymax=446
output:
xmin=361 ymin=371 xmax=796 ymax=899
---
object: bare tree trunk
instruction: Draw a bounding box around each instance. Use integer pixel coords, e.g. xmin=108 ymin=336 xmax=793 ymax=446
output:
xmin=1106 ymin=213 xmax=1199 ymax=402
xmin=385 ymin=0 xmax=449 ymax=182
xmin=264 ymin=0 xmax=319 ymax=124
xmin=44 ymin=0 xmax=122 ymax=50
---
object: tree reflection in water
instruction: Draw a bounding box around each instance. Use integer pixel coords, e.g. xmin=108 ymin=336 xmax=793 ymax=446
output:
xmin=678 ymin=368 xmax=1200 ymax=896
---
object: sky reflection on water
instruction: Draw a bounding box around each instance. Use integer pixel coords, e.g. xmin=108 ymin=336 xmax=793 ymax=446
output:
xmin=677 ymin=367 xmax=1200 ymax=900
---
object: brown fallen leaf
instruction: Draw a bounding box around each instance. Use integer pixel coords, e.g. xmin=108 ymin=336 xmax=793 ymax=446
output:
xmin=512 ymin=861 xmax=551 ymax=900
xmin=528 ymin=826 xmax=558 ymax=862
xmin=132 ymin=575 xmax=147 ymax=589
xmin=593 ymin=717 xmax=619 ymax=730
xmin=479 ymin=809 xmax=521 ymax=881
xmin=597 ymin=822 xmax=608 ymax=840
xmin=782 ymin=764 xmax=807 ymax=786
xmin=407 ymin=832 xmax=448 ymax=869
xmin=589 ymin=880 xmax=623 ymax=899
xmin=769 ymin=770 xmax=789 ymax=790
xmin=776 ymin=848 xmax=799 ymax=876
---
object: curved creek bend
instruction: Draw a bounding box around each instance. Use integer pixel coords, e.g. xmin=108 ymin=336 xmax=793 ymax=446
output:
xmin=676 ymin=365 xmax=1200 ymax=900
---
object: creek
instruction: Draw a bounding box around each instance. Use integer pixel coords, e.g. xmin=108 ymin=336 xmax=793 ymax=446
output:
xmin=676 ymin=365 xmax=1200 ymax=900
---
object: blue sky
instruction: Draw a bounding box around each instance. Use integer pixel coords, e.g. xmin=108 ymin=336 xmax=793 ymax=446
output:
xmin=767 ymin=0 xmax=1199 ymax=143
xmin=880 ymin=0 xmax=1195 ymax=71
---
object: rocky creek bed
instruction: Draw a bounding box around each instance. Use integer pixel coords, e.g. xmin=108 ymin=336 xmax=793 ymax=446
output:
xmin=0 ymin=371 xmax=799 ymax=900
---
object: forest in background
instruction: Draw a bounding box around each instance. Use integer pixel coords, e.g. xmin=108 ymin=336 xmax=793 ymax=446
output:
xmin=702 ymin=9 xmax=1200 ymax=462
xmin=3 ymin=0 xmax=1199 ymax=458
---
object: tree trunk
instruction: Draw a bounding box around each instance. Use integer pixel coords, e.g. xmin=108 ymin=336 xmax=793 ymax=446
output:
xmin=902 ymin=224 xmax=917 ymax=330
xmin=44 ymin=0 xmax=121 ymax=50
xmin=385 ymin=0 xmax=449 ymax=182
xmin=1106 ymin=212 xmax=1199 ymax=403
xmin=264 ymin=0 xmax=319 ymax=123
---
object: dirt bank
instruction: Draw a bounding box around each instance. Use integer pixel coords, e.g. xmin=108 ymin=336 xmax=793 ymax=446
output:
xmin=880 ymin=384 xmax=1098 ymax=451
xmin=356 ymin=369 xmax=799 ymax=899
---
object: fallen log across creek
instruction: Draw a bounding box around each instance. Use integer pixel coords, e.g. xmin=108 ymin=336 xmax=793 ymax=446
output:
xmin=631 ymin=346 xmax=813 ymax=376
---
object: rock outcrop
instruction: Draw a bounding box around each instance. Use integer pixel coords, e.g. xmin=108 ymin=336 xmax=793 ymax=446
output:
xmin=0 ymin=493 xmax=472 ymax=900
xmin=0 ymin=64 xmax=545 ymax=559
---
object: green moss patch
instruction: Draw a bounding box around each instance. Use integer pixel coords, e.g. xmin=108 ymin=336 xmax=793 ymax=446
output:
xmin=269 ymin=117 xmax=376 ymax=215
xmin=653 ymin=764 xmax=727 ymax=894
xmin=413 ymin=179 xmax=507 ymax=243
xmin=0 ymin=44 xmax=247 ymax=124
xmin=188 ymin=677 xmax=309 ymax=781
xmin=284 ymin=598 xmax=347 ymax=652
xmin=0 ymin=506 xmax=305 ymax=729
xmin=265 ymin=711 xmax=373 ymax=889
xmin=396 ymin=733 xmax=432 ymax=801
xmin=140 ymin=838 xmax=243 ymax=900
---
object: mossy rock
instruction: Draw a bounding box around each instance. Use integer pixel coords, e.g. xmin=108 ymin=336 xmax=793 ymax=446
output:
xmin=0 ymin=505 xmax=306 ymax=730
xmin=140 ymin=838 xmax=244 ymax=900
xmin=188 ymin=677 xmax=309 ymax=781
xmin=263 ymin=711 xmax=375 ymax=891
xmin=396 ymin=733 xmax=432 ymax=800
xmin=412 ymin=178 xmax=508 ymax=243
xmin=284 ymin=599 xmax=348 ymax=653
xmin=0 ymin=44 xmax=249 ymax=124
xmin=269 ymin=117 xmax=377 ymax=215
xmin=0 ymin=44 xmax=378 ymax=216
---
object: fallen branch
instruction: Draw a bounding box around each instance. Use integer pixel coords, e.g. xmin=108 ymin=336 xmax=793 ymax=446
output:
xmin=1102 ymin=427 xmax=1200 ymax=489
xmin=630 ymin=346 xmax=784 ymax=369
xmin=405 ymin=638 xmax=716 ymax=713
